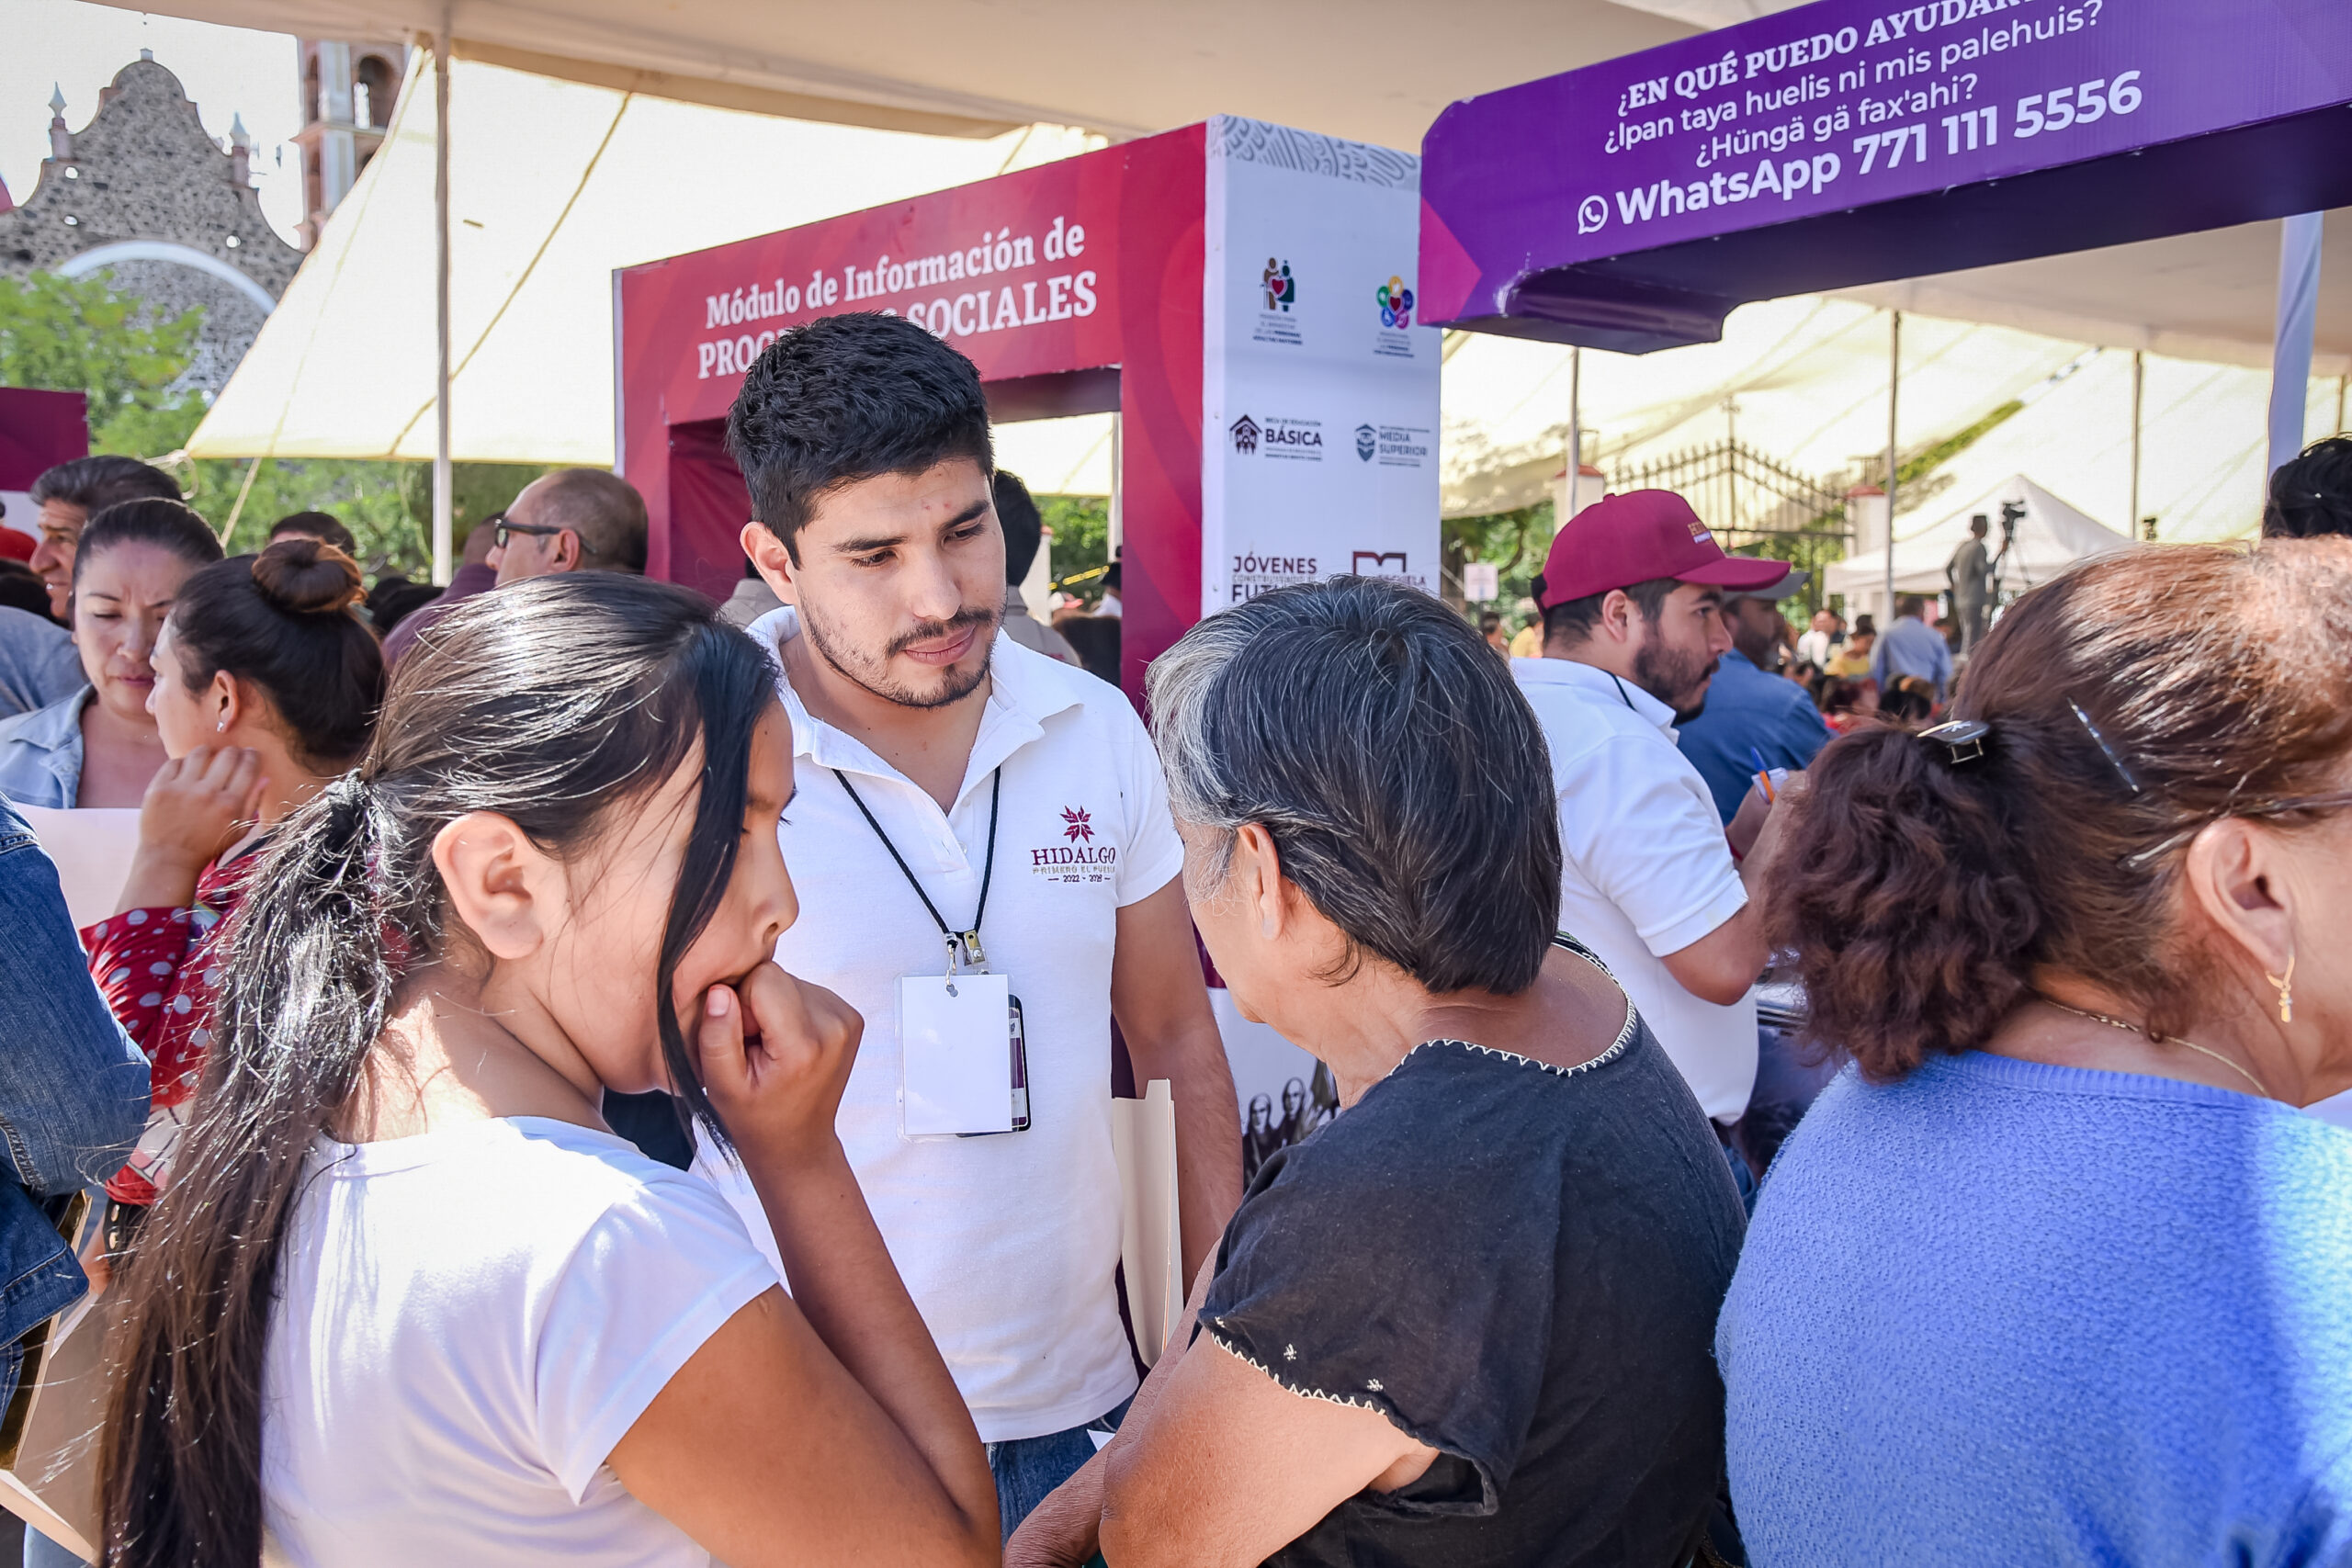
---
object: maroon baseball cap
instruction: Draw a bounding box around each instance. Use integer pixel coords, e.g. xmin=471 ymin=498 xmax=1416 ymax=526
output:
xmin=1536 ymin=490 xmax=1789 ymax=607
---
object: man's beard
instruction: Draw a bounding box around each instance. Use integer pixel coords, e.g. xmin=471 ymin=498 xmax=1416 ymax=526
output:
xmin=1634 ymin=638 xmax=1717 ymax=725
xmin=800 ymin=598 xmax=1001 ymax=710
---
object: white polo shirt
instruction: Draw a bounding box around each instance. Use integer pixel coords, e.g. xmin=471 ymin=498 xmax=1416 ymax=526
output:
xmin=1510 ymin=656 xmax=1758 ymax=1122
xmin=694 ymin=607 xmax=1184 ymax=1443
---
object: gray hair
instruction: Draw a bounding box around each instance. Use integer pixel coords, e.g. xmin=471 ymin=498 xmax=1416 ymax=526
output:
xmin=1147 ymin=577 xmax=1561 ymax=996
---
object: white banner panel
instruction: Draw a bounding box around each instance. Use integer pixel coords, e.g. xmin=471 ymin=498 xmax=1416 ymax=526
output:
xmin=1202 ymin=117 xmax=1441 ymax=617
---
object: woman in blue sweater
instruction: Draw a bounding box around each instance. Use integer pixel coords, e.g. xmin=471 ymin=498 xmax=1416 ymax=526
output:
xmin=1721 ymin=539 xmax=2352 ymax=1566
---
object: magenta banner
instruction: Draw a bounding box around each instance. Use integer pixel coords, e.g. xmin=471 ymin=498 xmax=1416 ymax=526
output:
xmin=1420 ymin=0 xmax=2352 ymax=349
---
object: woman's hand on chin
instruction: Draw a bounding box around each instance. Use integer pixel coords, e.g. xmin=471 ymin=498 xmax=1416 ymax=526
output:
xmin=696 ymin=962 xmax=863 ymax=1168
xmin=113 ymin=744 xmax=268 ymax=914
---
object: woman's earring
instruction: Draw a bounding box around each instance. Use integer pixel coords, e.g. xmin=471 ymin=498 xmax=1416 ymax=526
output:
xmin=215 ymin=716 xmax=228 ymax=733
xmin=2266 ymin=950 xmax=2295 ymax=1025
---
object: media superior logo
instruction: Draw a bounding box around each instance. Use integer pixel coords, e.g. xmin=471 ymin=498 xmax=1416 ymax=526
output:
xmin=1353 ymin=423 xmax=1430 ymax=467
xmin=1230 ymin=414 xmax=1323 ymax=461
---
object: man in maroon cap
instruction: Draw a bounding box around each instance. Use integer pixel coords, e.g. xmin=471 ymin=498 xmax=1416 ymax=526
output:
xmin=1512 ymin=490 xmax=1795 ymax=1184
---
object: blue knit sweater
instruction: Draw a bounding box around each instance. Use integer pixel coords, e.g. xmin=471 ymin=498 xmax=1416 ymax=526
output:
xmin=1719 ymin=1052 xmax=2352 ymax=1567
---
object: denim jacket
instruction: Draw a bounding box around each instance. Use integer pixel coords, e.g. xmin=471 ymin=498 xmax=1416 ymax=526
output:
xmin=0 ymin=687 xmax=86 ymax=809
xmin=0 ymin=608 xmax=81 ymax=723
xmin=0 ymin=796 xmax=148 ymax=1373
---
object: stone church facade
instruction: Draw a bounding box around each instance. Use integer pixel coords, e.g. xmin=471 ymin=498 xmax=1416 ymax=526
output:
xmin=0 ymin=53 xmax=303 ymax=393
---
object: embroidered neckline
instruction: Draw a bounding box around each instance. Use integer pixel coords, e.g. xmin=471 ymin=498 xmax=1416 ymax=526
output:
xmin=1398 ymin=933 xmax=1638 ymax=1079
xmin=1405 ymin=1025 xmax=1632 ymax=1082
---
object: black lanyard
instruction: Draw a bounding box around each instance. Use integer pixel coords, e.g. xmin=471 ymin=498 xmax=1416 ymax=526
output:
xmin=832 ymin=767 xmax=1001 ymax=972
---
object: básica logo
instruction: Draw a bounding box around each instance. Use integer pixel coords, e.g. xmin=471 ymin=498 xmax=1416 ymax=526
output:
xmin=1230 ymin=414 xmax=1261 ymax=455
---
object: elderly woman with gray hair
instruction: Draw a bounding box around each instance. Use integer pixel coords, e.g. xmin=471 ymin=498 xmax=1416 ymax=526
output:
xmin=1008 ymin=578 xmax=1746 ymax=1568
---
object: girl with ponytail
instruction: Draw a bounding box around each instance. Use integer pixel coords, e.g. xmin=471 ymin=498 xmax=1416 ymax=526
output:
xmin=1719 ymin=541 xmax=2352 ymax=1564
xmin=100 ymin=574 xmax=997 ymax=1568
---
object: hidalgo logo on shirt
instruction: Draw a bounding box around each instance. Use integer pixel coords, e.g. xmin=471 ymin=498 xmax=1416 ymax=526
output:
xmin=1035 ymin=807 xmax=1118 ymax=883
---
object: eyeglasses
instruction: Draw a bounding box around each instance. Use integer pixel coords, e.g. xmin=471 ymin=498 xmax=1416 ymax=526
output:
xmin=492 ymin=515 xmax=565 ymax=550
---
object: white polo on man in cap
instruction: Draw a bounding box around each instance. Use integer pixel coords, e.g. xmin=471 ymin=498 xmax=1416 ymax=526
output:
xmin=1511 ymin=489 xmax=1797 ymax=1139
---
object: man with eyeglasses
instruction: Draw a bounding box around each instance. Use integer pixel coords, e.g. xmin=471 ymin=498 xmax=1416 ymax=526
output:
xmin=382 ymin=468 xmax=649 ymax=664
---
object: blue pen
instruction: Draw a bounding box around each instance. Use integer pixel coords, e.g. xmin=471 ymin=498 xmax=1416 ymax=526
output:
xmin=1748 ymin=745 xmax=1777 ymax=803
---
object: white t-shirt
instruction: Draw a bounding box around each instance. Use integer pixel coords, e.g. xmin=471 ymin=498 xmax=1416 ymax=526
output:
xmin=262 ymin=1117 xmax=775 ymax=1567
xmin=1511 ymin=657 xmax=1758 ymax=1121
xmin=694 ymin=609 xmax=1185 ymax=1443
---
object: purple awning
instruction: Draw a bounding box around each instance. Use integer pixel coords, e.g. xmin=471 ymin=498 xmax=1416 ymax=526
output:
xmin=1420 ymin=0 xmax=2352 ymax=351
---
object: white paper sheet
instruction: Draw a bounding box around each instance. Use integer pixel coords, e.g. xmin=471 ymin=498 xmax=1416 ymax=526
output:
xmin=14 ymin=806 xmax=140 ymax=929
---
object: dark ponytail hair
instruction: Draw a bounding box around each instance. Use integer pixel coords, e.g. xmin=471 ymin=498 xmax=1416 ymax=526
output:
xmin=102 ymin=574 xmax=779 ymax=1567
xmin=1773 ymin=539 xmax=2352 ymax=1080
xmin=169 ymin=538 xmax=385 ymax=768
xmin=72 ymin=497 xmax=222 ymax=583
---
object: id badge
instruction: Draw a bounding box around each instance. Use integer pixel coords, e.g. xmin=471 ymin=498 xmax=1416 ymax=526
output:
xmin=899 ymin=973 xmax=1027 ymax=1138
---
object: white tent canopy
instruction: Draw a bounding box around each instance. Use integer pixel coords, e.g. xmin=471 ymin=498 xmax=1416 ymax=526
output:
xmin=1442 ymin=299 xmax=2345 ymax=543
xmin=1825 ymin=475 xmax=2140 ymax=604
xmin=186 ymin=55 xmax=1115 ymax=491
xmin=94 ymin=0 xmax=1696 ymax=149
xmin=1836 ymin=214 xmax=2352 ymax=378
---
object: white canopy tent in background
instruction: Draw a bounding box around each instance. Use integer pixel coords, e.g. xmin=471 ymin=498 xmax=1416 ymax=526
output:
xmin=187 ymin=56 xmax=1115 ymax=492
xmin=1441 ymin=299 xmax=2094 ymax=519
xmin=1825 ymin=476 xmax=2140 ymax=605
xmin=1442 ymin=297 xmax=2345 ymax=545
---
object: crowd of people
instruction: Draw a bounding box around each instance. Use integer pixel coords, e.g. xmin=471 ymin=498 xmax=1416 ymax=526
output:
xmin=0 ymin=310 xmax=2349 ymax=1568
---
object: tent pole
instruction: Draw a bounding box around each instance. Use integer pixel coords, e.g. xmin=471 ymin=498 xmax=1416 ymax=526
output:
xmin=1565 ymin=345 xmax=1582 ymax=521
xmin=1107 ymin=410 xmax=1122 ymax=557
xmin=431 ymin=21 xmax=454 ymax=586
xmin=2267 ymin=212 xmax=2323 ymax=479
xmin=2129 ymin=350 xmax=2143 ymax=539
xmin=1883 ymin=310 xmax=1898 ymax=622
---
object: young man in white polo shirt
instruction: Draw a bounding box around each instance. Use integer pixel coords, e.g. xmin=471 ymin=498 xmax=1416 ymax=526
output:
xmin=701 ymin=312 xmax=1242 ymax=1533
xmin=1512 ymin=489 xmax=1794 ymax=1148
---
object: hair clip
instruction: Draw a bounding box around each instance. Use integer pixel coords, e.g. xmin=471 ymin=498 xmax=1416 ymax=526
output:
xmin=1918 ymin=718 xmax=1989 ymax=765
xmin=2067 ymin=699 xmax=2142 ymax=795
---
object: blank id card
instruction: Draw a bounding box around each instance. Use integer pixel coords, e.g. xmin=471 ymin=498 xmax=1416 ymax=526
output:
xmin=899 ymin=973 xmax=1015 ymax=1137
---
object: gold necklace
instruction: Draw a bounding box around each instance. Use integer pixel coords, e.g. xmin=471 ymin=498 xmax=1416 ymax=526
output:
xmin=2038 ymin=998 xmax=2274 ymax=1100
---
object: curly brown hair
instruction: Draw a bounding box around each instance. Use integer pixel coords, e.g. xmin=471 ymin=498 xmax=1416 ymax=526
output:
xmin=1771 ymin=539 xmax=2352 ymax=1079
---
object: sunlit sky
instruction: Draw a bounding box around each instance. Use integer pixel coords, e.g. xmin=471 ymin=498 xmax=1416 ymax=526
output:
xmin=2 ymin=0 xmax=314 ymax=245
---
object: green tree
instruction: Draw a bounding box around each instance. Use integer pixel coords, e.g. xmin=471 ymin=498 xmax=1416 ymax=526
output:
xmin=0 ymin=269 xmax=205 ymax=457
xmin=398 ymin=462 xmax=550 ymax=548
xmin=1039 ymin=494 xmax=1112 ymax=607
xmin=0 ymin=269 xmax=430 ymax=576
xmin=1443 ymin=501 xmax=1555 ymax=629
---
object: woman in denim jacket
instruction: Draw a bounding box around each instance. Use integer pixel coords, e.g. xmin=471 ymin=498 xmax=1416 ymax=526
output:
xmin=0 ymin=795 xmax=148 ymax=1399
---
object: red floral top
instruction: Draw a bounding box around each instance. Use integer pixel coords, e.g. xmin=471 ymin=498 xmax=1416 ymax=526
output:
xmin=82 ymin=846 xmax=263 ymax=1205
